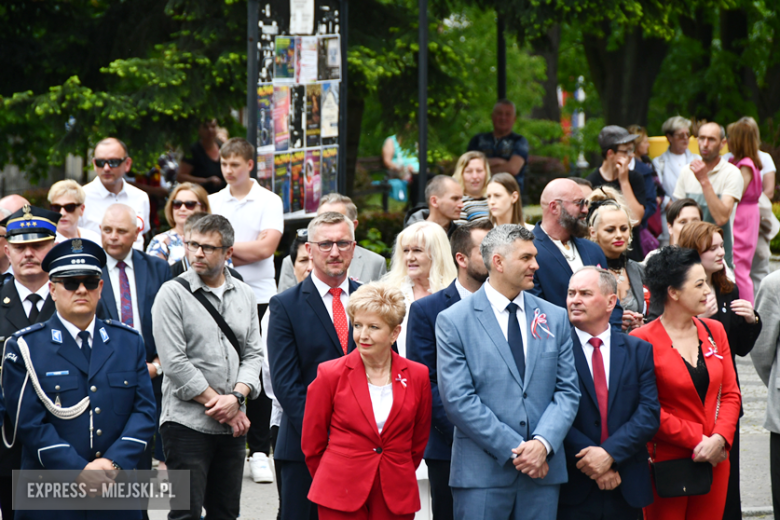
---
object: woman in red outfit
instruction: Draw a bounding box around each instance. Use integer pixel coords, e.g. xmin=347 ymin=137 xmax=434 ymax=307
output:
xmin=302 ymin=282 xmax=432 ymax=520
xmin=631 ymin=246 xmax=741 ymax=520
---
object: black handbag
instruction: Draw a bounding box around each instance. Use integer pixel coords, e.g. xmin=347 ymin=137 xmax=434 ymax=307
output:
xmin=650 ymin=318 xmax=722 ymax=498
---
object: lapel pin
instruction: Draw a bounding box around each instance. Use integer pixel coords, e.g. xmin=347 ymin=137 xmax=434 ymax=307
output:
xmin=531 ymin=308 xmax=555 ymax=339
xmin=3 ymin=297 xmax=9 ymax=304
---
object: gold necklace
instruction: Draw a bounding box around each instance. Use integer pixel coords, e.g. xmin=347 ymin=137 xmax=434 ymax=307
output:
xmin=366 ymin=364 xmax=391 ymax=385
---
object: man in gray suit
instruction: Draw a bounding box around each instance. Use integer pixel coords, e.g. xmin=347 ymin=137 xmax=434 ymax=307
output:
xmin=751 ymin=269 xmax=780 ymax=515
xmin=437 ymin=224 xmax=580 ymax=520
xmin=277 ymin=193 xmax=386 ymax=292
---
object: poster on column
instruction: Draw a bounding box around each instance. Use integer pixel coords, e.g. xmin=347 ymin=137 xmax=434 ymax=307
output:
xmin=289 ymin=0 xmax=314 ymax=35
xmin=320 ymin=82 xmax=339 ymax=143
xmin=274 ymin=36 xmax=296 ymax=82
xmin=295 ymin=36 xmax=318 ymax=84
xmin=321 ymin=146 xmax=338 ymax=195
xmin=304 ymin=148 xmax=322 ymax=213
xmin=257 ymin=84 xmax=274 ymax=152
xmin=289 ymin=85 xmax=306 ymax=150
xmin=273 ymin=86 xmax=290 ymax=151
xmin=257 ymin=153 xmax=274 ymax=191
xmin=305 ymin=83 xmax=321 ymax=147
xmin=318 ymin=36 xmax=340 ymax=80
xmin=290 ymin=150 xmax=305 ymax=213
xmin=274 ymin=152 xmax=292 ymax=213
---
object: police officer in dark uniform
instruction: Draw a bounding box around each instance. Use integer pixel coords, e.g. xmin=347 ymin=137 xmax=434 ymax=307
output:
xmin=1 ymin=238 xmax=156 ymax=520
xmin=0 ymin=205 xmax=61 ymax=520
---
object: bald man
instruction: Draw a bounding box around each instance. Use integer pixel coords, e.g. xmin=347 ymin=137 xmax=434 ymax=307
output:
xmin=81 ymin=137 xmax=151 ymax=250
xmin=96 ymin=204 xmax=172 ymax=474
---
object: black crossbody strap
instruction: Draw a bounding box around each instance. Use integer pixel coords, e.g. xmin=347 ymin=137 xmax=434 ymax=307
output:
xmin=173 ymin=277 xmax=242 ymax=358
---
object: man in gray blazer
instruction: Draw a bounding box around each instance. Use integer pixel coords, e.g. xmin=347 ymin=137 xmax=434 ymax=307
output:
xmin=437 ymin=224 xmax=580 ymax=520
xmin=751 ymin=268 xmax=780 ymax=515
xmin=277 ymin=193 xmax=386 ymax=292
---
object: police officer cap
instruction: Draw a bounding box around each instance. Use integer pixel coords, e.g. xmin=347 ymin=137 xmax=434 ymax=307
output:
xmin=42 ymin=238 xmax=106 ymax=278
xmin=0 ymin=205 xmax=61 ymax=244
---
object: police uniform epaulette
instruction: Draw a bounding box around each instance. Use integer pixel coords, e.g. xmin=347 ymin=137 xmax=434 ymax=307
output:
xmin=12 ymin=322 xmax=46 ymax=337
xmin=103 ymin=319 xmax=142 ymax=335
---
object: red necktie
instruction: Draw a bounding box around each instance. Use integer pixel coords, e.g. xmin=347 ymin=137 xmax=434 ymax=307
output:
xmin=589 ymin=337 xmax=609 ymax=443
xmin=117 ymin=260 xmax=134 ymax=327
xmin=329 ymin=288 xmax=348 ymax=354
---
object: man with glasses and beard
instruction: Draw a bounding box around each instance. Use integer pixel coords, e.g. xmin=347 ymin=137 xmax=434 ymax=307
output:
xmin=406 ymin=219 xmax=492 ymax=520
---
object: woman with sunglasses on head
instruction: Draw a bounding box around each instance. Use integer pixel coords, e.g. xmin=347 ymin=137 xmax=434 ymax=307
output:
xmin=47 ymin=180 xmax=102 ymax=244
xmin=147 ymin=183 xmax=210 ymax=265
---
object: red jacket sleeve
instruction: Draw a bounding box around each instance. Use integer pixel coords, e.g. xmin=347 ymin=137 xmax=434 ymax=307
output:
xmin=301 ymin=364 xmax=336 ymax=477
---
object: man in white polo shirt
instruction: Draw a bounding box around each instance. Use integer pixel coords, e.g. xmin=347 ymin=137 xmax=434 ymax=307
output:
xmin=209 ymin=137 xmax=284 ymax=485
xmin=80 ymin=137 xmax=150 ymax=250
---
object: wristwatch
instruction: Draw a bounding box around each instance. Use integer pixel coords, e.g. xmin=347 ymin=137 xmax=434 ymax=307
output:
xmin=152 ymin=361 xmax=163 ymax=376
xmin=230 ymin=391 xmax=246 ymax=406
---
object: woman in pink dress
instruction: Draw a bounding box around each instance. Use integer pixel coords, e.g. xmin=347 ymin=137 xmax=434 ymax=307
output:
xmin=728 ymin=119 xmax=763 ymax=304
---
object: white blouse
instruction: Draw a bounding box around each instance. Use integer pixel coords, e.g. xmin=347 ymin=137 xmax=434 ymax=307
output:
xmin=368 ymin=382 xmax=394 ymax=433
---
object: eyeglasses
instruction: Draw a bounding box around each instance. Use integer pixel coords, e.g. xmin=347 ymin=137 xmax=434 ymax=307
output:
xmin=53 ymin=277 xmax=101 ymax=291
xmin=672 ymin=132 xmax=691 ymax=140
xmin=309 ymin=240 xmax=354 ymax=252
xmin=615 ymin=148 xmax=635 ymax=156
xmin=172 ymin=200 xmax=202 ymax=210
xmin=50 ymin=203 xmax=80 ymax=213
xmin=94 ymin=157 xmax=127 ymax=168
xmin=556 ymin=199 xmax=589 ymax=209
xmin=185 ymin=241 xmax=228 ymax=255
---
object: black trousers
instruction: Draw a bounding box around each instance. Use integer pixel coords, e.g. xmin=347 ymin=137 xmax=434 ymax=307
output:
xmin=723 ymin=426 xmax=742 ymax=520
xmin=771 ymin=432 xmax=780 ymax=518
xmin=270 ymin=425 xmax=282 ymax=520
xmin=426 ymin=459 xmax=454 ymax=520
xmin=277 ymin=459 xmax=318 ymax=520
xmin=557 ymin=488 xmax=641 ymax=520
xmin=0 ymin=475 xmax=13 ymax=520
xmin=247 ymin=303 xmax=272 ymax=456
xmin=161 ymin=421 xmax=246 ymax=520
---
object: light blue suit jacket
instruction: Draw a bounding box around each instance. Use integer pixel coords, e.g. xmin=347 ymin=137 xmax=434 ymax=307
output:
xmin=436 ymin=286 xmax=580 ymax=489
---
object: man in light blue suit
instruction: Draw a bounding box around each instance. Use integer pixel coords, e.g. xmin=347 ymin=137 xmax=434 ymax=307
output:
xmin=437 ymin=224 xmax=580 ymax=520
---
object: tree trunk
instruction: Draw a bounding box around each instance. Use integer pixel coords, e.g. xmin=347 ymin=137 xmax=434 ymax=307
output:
xmin=582 ymin=23 xmax=668 ymax=127
xmin=345 ymin=83 xmax=365 ymax=197
xmin=529 ymin=24 xmax=561 ymax=122
xmin=679 ymin=12 xmax=715 ymax=120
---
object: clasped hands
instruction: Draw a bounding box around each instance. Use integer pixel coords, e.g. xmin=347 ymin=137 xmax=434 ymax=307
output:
xmin=204 ymin=394 xmax=250 ymax=437
xmin=511 ymin=440 xmax=549 ymax=479
xmin=576 ymin=446 xmax=621 ymax=491
xmin=693 ymin=434 xmax=727 ymax=467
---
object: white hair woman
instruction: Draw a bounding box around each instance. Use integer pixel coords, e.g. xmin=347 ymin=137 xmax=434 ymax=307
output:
xmin=47 ymin=180 xmax=102 ymax=243
xmin=383 ymin=221 xmax=457 ymax=357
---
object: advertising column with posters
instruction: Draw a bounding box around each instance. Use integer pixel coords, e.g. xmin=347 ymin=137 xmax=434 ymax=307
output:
xmin=256 ymin=0 xmax=343 ymax=219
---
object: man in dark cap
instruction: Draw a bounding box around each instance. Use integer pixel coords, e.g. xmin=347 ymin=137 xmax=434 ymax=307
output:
xmin=585 ymin=125 xmax=648 ymax=260
xmin=0 ymin=238 xmax=156 ymax=520
xmin=0 ymin=204 xmax=60 ymax=519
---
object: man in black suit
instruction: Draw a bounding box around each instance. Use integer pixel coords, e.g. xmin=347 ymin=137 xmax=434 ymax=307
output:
xmin=406 ymin=219 xmax=491 ymax=520
xmin=0 ymin=204 xmax=61 ymax=519
xmin=268 ymin=211 xmax=360 ymax=520
xmin=96 ymin=203 xmax=172 ymax=474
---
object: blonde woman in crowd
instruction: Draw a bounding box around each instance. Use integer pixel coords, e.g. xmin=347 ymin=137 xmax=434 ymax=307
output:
xmin=452 ymin=151 xmax=492 ymax=223
xmin=47 ymin=180 xmax=102 ymax=244
xmin=146 ymin=182 xmax=211 ymax=265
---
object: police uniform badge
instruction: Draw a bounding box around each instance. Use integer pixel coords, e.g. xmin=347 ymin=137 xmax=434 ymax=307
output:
xmin=99 ymin=328 xmax=109 ymax=343
xmin=71 ymin=239 xmax=83 ymax=253
xmin=51 ymin=329 xmax=63 ymax=344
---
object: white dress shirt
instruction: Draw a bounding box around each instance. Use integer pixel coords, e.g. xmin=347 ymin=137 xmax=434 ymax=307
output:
xmin=14 ymin=281 xmax=48 ymax=319
xmin=80 ymin=177 xmax=150 ymax=250
xmin=57 ymin=312 xmax=97 ymax=349
xmin=368 ymin=382 xmax=394 ymax=433
xmin=574 ymin=326 xmax=612 ymax=389
xmin=454 ymin=278 xmax=476 ymax=300
xmin=310 ymin=273 xmax=350 ymax=324
xmin=106 ymin=251 xmax=142 ymax=333
xmin=483 ymin=281 xmax=528 ymax=356
xmin=540 ymin=224 xmax=584 ymax=272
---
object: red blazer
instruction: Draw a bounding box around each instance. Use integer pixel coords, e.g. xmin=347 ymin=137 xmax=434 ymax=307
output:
xmin=631 ymin=318 xmax=741 ymax=461
xmin=302 ymin=349 xmax=432 ymax=515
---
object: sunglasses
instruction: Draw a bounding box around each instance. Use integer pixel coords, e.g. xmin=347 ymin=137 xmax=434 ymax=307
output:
xmin=50 ymin=203 xmax=80 ymax=213
xmin=172 ymin=200 xmax=202 ymax=210
xmin=52 ymin=277 xmax=101 ymax=291
xmin=94 ymin=157 xmax=127 ymax=168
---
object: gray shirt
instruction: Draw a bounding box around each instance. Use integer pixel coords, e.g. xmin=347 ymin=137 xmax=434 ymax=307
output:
xmin=152 ymin=268 xmax=264 ymax=435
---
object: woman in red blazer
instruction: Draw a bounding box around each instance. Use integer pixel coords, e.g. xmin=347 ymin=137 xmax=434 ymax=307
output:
xmin=631 ymin=246 xmax=741 ymax=520
xmin=302 ymin=282 xmax=432 ymax=520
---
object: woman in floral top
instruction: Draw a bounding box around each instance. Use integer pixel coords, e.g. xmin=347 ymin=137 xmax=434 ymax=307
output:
xmin=147 ymin=182 xmax=210 ymax=265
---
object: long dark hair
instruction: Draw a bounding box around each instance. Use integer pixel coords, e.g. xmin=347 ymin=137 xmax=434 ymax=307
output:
xmin=487 ymin=173 xmax=524 ymax=225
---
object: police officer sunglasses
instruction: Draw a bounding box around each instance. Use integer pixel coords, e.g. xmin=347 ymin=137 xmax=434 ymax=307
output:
xmin=50 ymin=203 xmax=80 ymax=213
xmin=94 ymin=158 xmax=127 ymax=168
xmin=52 ymin=277 xmax=101 ymax=291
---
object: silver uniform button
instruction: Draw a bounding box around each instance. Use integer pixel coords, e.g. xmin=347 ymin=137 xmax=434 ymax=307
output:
xmin=54 ymin=385 xmax=61 ymax=391
xmin=95 ymin=451 xmax=101 ymax=457
xmin=90 ymin=386 xmax=97 ymax=392
xmin=94 ymin=408 xmax=101 ymax=414
xmin=96 ymin=430 xmax=102 ymax=436
xmin=123 ymin=381 xmax=128 ymax=386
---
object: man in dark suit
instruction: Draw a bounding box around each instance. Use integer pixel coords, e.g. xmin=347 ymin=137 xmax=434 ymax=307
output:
xmin=96 ymin=203 xmax=171 ymax=474
xmin=559 ymin=267 xmax=660 ymax=520
xmin=268 ymin=211 xmax=360 ymax=520
xmin=406 ymin=219 xmax=491 ymax=520
xmin=0 ymin=205 xmax=60 ymax=520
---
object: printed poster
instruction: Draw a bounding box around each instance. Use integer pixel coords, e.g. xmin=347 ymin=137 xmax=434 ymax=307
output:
xmin=321 ymin=82 xmax=339 ymax=140
xmin=274 ymin=36 xmax=296 ymax=82
xmin=289 ymin=85 xmax=306 ymax=150
xmin=321 ymin=146 xmax=338 ymax=195
xmin=273 ymin=86 xmax=290 ymax=151
xmin=290 ymin=150 xmax=305 ymax=212
xmin=257 ymin=84 xmax=274 ymax=152
xmin=290 ymin=0 xmax=315 ymax=35
xmin=318 ymin=36 xmax=340 ymax=80
xmin=304 ymin=148 xmax=322 ymax=213
xmin=305 ymin=84 xmax=321 ymax=147
xmin=274 ymin=152 xmax=292 ymax=213
xmin=257 ymin=153 xmax=274 ymax=191
xmin=295 ymin=36 xmax=318 ymax=84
